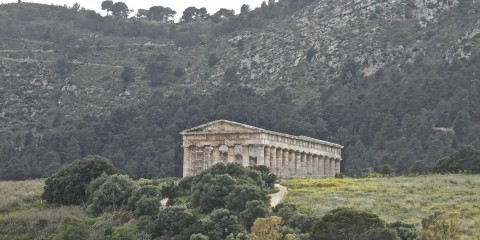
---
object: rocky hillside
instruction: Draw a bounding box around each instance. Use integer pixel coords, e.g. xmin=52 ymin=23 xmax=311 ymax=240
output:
xmin=0 ymin=0 xmax=479 ymax=179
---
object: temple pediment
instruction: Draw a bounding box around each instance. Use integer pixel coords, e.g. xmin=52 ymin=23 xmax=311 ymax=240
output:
xmin=181 ymin=120 xmax=264 ymax=135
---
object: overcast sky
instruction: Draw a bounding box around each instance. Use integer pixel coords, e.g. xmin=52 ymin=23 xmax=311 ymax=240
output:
xmin=0 ymin=0 xmax=266 ymax=20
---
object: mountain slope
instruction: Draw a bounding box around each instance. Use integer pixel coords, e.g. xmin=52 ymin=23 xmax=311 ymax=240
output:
xmin=0 ymin=0 xmax=480 ymax=179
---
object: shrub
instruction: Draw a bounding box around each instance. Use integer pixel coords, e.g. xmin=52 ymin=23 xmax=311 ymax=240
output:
xmin=42 ymin=155 xmax=117 ymax=205
xmin=189 ymin=163 xmax=269 ymax=213
xmin=121 ymin=66 xmax=135 ymax=84
xmin=89 ymin=174 xmax=137 ymax=214
xmin=240 ymin=200 xmax=268 ymax=228
xmin=306 ymin=47 xmax=317 ymax=61
xmin=52 ymin=217 xmax=88 ymax=240
xmin=419 ymin=212 xmax=461 ymax=240
xmin=208 ymin=53 xmax=220 ymax=67
xmin=128 ymin=185 xmax=161 ymax=216
xmin=310 ymin=208 xmax=391 ymax=240
xmin=251 ymin=216 xmax=283 ymax=240
xmin=155 ymin=206 xmax=197 ymax=237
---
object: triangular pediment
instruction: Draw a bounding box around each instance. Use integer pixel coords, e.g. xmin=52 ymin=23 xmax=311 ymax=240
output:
xmin=181 ymin=120 xmax=264 ymax=134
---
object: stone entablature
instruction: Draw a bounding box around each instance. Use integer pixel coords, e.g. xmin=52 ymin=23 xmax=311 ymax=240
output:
xmin=181 ymin=120 xmax=343 ymax=178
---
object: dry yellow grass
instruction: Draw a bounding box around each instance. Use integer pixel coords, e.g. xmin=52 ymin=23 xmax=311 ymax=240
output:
xmin=0 ymin=180 xmax=45 ymax=211
xmin=282 ymin=175 xmax=480 ymax=239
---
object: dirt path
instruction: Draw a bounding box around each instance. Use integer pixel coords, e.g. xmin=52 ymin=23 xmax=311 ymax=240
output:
xmin=270 ymin=184 xmax=287 ymax=207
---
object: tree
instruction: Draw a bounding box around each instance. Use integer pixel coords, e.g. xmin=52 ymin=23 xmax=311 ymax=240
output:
xmin=240 ymin=200 xmax=268 ymax=228
xmin=182 ymin=7 xmax=210 ymax=22
xmin=101 ymin=0 xmax=113 ymax=15
xmin=211 ymin=8 xmax=235 ymax=23
xmin=380 ymin=164 xmax=394 ymax=175
xmin=156 ymin=206 xmax=197 ymax=237
xmin=111 ymin=2 xmax=131 ymax=19
xmin=128 ymin=185 xmax=160 ymax=216
xmin=189 ymin=163 xmax=270 ymax=213
xmin=136 ymin=9 xmax=148 ymax=19
xmin=53 ymin=217 xmax=88 ymax=240
xmin=55 ymin=57 xmax=72 ymax=77
xmin=224 ymin=66 xmax=239 ymax=82
xmin=306 ymin=47 xmax=317 ymax=62
xmin=207 ymin=208 xmax=245 ymax=239
xmin=121 ymin=66 xmax=135 ymax=85
xmin=250 ymin=216 xmax=282 ymax=240
xmin=42 ymin=155 xmax=117 ymax=204
xmin=453 ymin=110 xmax=471 ymax=141
xmin=145 ymin=54 xmax=172 ymax=86
xmin=148 ymin=6 xmax=176 ymax=22
xmin=71 ymin=2 xmax=81 ymax=12
xmin=89 ymin=174 xmax=137 ymax=214
xmin=240 ymin=4 xmax=250 ymax=15
xmin=161 ymin=180 xmax=181 ymax=206
xmin=433 ymin=145 xmax=480 ymax=173
xmin=310 ymin=208 xmax=393 ymax=240
xmin=208 ymin=53 xmax=220 ymax=67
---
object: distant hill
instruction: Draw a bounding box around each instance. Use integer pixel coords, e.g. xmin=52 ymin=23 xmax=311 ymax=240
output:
xmin=1 ymin=0 xmax=480 ymax=180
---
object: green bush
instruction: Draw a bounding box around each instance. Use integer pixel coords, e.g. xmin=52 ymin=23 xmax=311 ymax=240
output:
xmin=52 ymin=217 xmax=88 ymax=240
xmin=127 ymin=185 xmax=161 ymax=216
xmin=155 ymin=206 xmax=197 ymax=237
xmin=42 ymin=155 xmax=117 ymax=204
xmin=189 ymin=163 xmax=269 ymax=213
xmin=310 ymin=208 xmax=395 ymax=240
xmin=89 ymin=174 xmax=137 ymax=214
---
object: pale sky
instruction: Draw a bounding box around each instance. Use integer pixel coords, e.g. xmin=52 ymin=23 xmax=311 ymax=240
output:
xmin=0 ymin=0 xmax=266 ymax=20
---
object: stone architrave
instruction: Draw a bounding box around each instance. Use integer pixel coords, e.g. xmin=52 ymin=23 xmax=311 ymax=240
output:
xmin=180 ymin=120 xmax=343 ymax=177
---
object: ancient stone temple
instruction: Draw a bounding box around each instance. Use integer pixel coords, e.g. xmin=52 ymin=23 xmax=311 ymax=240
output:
xmin=181 ymin=120 xmax=343 ymax=178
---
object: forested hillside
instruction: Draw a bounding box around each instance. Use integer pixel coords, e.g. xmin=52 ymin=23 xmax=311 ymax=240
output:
xmin=1 ymin=0 xmax=480 ymax=180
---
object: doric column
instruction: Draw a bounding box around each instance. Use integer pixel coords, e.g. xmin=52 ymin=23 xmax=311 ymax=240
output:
xmin=204 ymin=146 xmax=212 ymax=169
xmin=289 ymin=151 xmax=295 ymax=176
xmin=330 ymin=158 xmax=336 ymax=177
xmin=324 ymin=157 xmax=330 ymax=176
xmin=228 ymin=146 xmax=235 ymax=163
xmin=313 ymin=155 xmax=319 ymax=177
xmin=212 ymin=146 xmax=220 ymax=166
xmin=264 ymin=146 xmax=270 ymax=167
xmin=295 ymin=151 xmax=302 ymax=176
xmin=182 ymin=146 xmax=191 ymax=177
xmin=276 ymin=148 xmax=283 ymax=175
xmin=282 ymin=149 xmax=289 ymax=177
xmin=318 ymin=156 xmax=325 ymax=177
xmin=307 ymin=154 xmax=313 ymax=176
xmin=301 ymin=153 xmax=307 ymax=177
xmin=257 ymin=145 xmax=265 ymax=165
xmin=242 ymin=145 xmax=250 ymax=167
xmin=335 ymin=159 xmax=341 ymax=175
xmin=270 ymin=147 xmax=276 ymax=173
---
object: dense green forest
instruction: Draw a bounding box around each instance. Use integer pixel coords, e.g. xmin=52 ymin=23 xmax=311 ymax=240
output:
xmin=1 ymin=0 xmax=480 ymax=180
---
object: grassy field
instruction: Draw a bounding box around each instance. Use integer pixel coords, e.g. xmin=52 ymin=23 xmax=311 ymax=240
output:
xmin=0 ymin=180 xmax=45 ymax=213
xmin=281 ymin=174 xmax=480 ymax=239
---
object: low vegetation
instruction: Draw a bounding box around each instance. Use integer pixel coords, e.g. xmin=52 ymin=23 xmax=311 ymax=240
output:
xmin=282 ymin=174 xmax=480 ymax=239
xmin=0 ymin=180 xmax=44 ymax=212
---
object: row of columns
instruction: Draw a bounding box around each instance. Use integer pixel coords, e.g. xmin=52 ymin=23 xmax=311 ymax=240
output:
xmin=184 ymin=144 xmax=341 ymax=177
xmin=260 ymin=145 xmax=340 ymax=177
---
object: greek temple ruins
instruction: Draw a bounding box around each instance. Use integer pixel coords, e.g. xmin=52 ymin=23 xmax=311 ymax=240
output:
xmin=181 ymin=120 xmax=343 ymax=178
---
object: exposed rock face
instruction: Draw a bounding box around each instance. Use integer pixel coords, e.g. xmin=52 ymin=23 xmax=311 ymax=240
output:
xmin=180 ymin=0 xmax=479 ymax=97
